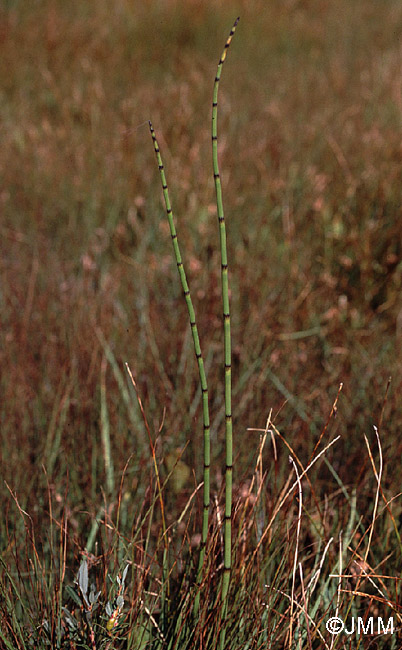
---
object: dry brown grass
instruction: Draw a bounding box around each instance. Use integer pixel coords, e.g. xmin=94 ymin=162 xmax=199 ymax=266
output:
xmin=1 ymin=2 xmax=402 ymax=645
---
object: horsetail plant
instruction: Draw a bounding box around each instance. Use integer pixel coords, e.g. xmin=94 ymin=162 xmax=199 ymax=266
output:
xmin=212 ymin=17 xmax=239 ymax=648
xmin=149 ymin=18 xmax=239 ymax=640
xmin=149 ymin=122 xmax=211 ymax=615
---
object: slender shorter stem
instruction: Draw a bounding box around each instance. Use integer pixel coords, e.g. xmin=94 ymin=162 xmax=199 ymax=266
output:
xmin=149 ymin=122 xmax=211 ymax=615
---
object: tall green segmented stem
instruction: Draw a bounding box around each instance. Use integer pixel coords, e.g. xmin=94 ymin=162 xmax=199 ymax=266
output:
xmin=212 ymin=17 xmax=239 ymax=645
xmin=149 ymin=122 xmax=210 ymax=614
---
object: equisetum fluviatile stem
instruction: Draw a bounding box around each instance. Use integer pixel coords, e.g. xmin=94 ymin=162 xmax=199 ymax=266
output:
xmin=212 ymin=16 xmax=239 ymax=647
xmin=148 ymin=121 xmax=211 ymax=615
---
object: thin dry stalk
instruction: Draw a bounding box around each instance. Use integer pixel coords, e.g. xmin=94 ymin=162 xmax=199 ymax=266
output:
xmin=363 ymin=426 xmax=383 ymax=564
xmin=299 ymin=563 xmax=312 ymax=650
xmin=250 ymin=435 xmax=341 ymax=562
xmin=288 ymin=456 xmax=302 ymax=650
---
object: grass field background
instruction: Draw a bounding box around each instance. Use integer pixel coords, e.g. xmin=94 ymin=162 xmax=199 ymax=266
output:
xmin=1 ymin=0 xmax=402 ymax=647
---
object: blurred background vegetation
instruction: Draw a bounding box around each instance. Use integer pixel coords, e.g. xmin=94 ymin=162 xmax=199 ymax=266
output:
xmin=1 ymin=0 xmax=401 ymax=552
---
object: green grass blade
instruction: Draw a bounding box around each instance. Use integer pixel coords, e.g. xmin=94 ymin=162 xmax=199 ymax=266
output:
xmin=100 ymin=354 xmax=115 ymax=496
xmin=211 ymin=17 xmax=239 ymax=649
xmin=95 ymin=326 xmax=144 ymax=439
xmin=149 ymin=121 xmax=211 ymax=614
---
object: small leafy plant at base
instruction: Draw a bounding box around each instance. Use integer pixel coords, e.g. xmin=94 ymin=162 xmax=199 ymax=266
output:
xmin=52 ymin=559 xmax=127 ymax=648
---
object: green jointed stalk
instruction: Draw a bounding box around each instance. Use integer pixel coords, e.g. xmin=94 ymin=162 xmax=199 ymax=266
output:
xmin=212 ymin=17 xmax=239 ymax=643
xmin=149 ymin=122 xmax=211 ymax=613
